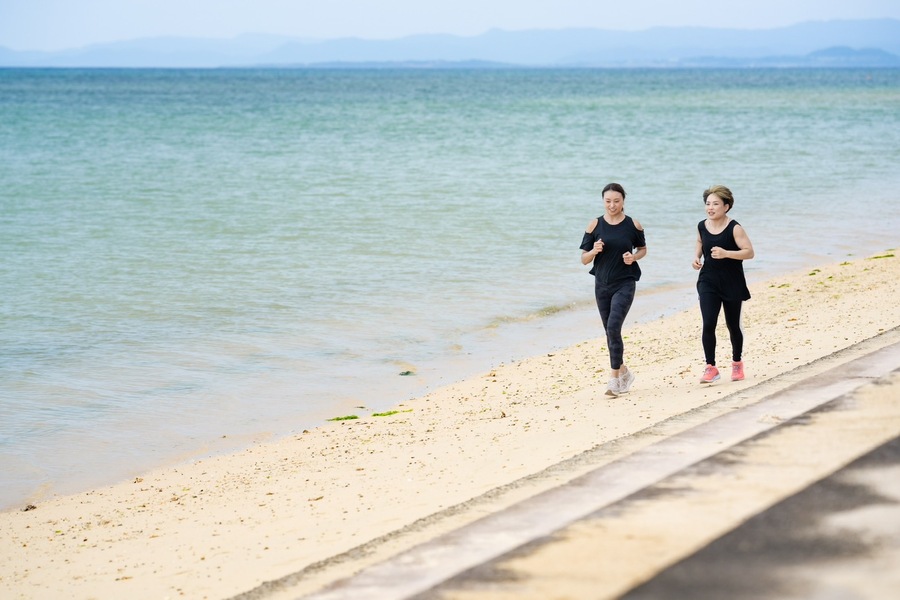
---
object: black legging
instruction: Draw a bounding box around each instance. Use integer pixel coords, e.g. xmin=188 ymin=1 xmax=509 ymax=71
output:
xmin=699 ymin=292 xmax=743 ymax=366
xmin=594 ymin=279 xmax=636 ymax=370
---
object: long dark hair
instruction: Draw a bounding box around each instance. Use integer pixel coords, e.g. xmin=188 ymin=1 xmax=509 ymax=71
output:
xmin=602 ymin=182 xmax=626 ymax=199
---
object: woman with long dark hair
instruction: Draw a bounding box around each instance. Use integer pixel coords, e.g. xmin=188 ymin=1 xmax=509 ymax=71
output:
xmin=580 ymin=183 xmax=647 ymax=397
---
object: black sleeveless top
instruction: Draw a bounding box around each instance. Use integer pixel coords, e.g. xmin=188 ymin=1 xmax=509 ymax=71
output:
xmin=697 ymin=219 xmax=751 ymax=301
xmin=580 ymin=215 xmax=646 ymax=285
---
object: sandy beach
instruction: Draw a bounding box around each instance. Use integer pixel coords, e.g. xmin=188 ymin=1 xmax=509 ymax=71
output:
xmin=1 ymin=249 xmax=898 ymax=600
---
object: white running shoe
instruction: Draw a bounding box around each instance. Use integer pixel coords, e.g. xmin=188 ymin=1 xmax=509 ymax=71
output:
xmin=605 ymin=377 xmax=621 ymax=397
xmin=619 ymin=368 xmax=635 ymax=393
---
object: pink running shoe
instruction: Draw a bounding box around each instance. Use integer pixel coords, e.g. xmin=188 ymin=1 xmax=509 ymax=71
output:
xmin=700 ymin=364 xmax=720 ymax=383
xmin=732 ymin=361 xmax=745 ymax=381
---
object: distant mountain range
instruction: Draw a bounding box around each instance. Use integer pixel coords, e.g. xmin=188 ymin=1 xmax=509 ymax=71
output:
xmin=1 ymin=19 xmax=899 ymax=68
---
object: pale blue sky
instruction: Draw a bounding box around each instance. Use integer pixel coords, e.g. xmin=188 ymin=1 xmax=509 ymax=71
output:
xmin=2 ymin=0 xmax=899 ymax=51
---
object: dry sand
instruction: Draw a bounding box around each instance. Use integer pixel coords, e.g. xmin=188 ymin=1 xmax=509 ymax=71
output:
xmin=1 ymin=250 xmax=898 ymax=600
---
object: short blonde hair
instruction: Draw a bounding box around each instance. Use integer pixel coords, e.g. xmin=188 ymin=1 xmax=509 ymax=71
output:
xmin=703 ymin=185 xmax=734 ymax=211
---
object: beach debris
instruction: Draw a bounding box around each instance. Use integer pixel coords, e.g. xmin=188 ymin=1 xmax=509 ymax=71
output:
xmin=309 ymin=496 xmax=324 ymax=501
xmin=327 ymin=415 xmax=359 ymax=421
xmin=372 ymin=409 xmax=413 ymax=417
xmin=22 ymin=504 xmax=37 ymax=512
xmin=399 ymin=370 xmax=415 ymax=376
xmin=133 ymin=477 xmax=144 ymax=483
xmin=373 ymin=410 xmax=399 ymax=417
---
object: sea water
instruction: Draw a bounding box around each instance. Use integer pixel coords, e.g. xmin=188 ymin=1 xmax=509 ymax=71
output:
xmin=2 ymin=68 xmax=899 ymax=509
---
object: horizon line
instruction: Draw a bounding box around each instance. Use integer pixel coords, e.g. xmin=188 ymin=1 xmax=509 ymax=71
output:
xmin=3 ymin=16 xmax=899 ymax=54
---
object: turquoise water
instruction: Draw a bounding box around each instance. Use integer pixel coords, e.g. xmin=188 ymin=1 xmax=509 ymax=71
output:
xmin=2 ymin=68 xmax=899 ymax=508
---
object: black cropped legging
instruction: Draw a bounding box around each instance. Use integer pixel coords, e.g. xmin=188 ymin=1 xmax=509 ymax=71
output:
xmin=699 ymin=292 xmax=744 ymax=366
xmin=594 ymin=279 xmax=636 ymax=370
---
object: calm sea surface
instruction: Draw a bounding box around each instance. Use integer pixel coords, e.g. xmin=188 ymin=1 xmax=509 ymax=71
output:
xmin=2 ymin=68 xmax=899 ymax=508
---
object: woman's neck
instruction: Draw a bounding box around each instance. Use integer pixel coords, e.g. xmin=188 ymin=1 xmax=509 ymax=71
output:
xmin=706 ymin=215 xmax=730 ymax=232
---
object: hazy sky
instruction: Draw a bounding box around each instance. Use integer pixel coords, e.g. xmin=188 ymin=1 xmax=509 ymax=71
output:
xmin=2 ymin=0 xmax=899 ymax=51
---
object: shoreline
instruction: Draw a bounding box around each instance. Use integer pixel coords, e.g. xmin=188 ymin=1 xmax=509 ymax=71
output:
xmin=0 ymin=243 xmax=888 ymax=511
xmin=1 ymin=249 xmax=897 ymax=599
